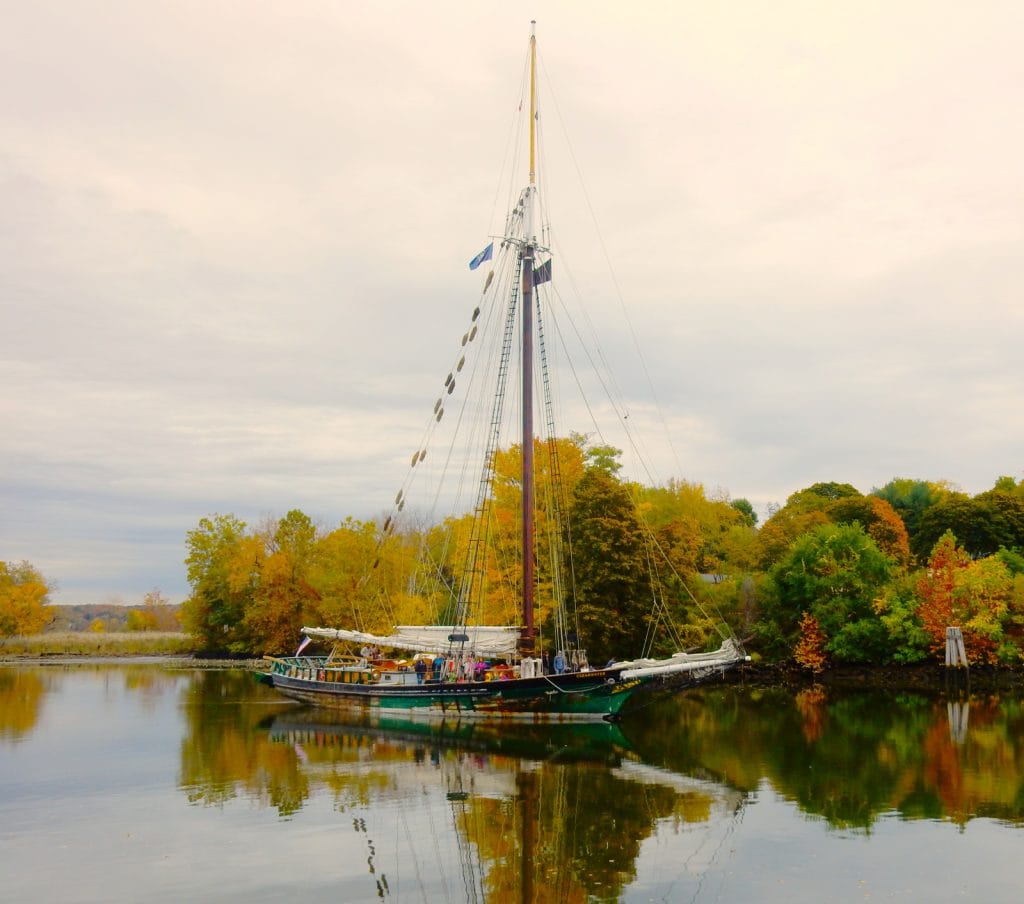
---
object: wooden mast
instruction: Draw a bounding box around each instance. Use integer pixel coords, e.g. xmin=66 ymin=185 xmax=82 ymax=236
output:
xmin=519 ymin=21 xmax=538 ymax=656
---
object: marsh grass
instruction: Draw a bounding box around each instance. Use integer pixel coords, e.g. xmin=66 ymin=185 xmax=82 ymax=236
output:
xmin=0 ymin=631 xmax=197 ymax=658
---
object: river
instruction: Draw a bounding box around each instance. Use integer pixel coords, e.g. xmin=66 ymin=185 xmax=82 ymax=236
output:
xmin=1 ymin=663 xmax=1021 ymax=902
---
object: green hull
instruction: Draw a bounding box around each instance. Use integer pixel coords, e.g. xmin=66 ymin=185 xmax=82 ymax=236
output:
xmin=267 ymin=706 xmax=634 ymax=762
xmin=262 ymin=659 xmax=650 ymax=721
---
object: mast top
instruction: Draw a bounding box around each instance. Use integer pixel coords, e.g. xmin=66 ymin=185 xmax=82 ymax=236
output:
xmin=529 ymin=22 xmax=537 ymax=186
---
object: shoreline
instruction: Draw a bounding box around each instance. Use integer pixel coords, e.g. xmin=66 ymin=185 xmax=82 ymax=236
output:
xmin=723 ymin=660 xmax=1024 ymax=691
xmin=3 ymin=654 xmax=1021 ymax=691
xmin=0 ymin=654 xmax=266 ymax=669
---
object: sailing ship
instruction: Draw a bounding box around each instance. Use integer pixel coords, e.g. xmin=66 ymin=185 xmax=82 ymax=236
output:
xmin=260 ymin=23 xmax=746 ymax=720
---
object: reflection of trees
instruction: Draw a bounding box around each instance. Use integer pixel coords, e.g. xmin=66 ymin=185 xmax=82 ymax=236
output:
xmin=465 ymin=765 xmax=686 ymax=903
xmin=260 ymin=711 xmax=734 ymax=902
xmin=0 ymin=669 xmax=52 ymax=741
xmin=626 ymin=687 xmax=1024 ymax=830
xmin=178 ymin=671 xmax=304 ymax=813
xmin=121 ymin=665 xmax=185 ymax=712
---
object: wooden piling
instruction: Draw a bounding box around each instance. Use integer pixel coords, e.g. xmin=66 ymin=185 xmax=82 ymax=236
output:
xmin=945 ymin=626 xmax=968 ymax=668
xmin=944 ymin=626 xmax=970 ymax=694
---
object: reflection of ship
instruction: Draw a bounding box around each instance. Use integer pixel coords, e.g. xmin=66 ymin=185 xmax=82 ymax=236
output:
xmin=260 ymin=20 xmax=745 ymax=721
xmin=264 ymin=705 xmax=745 ymax=902
xmin=265 ymin=705 xmax=633 ymax=766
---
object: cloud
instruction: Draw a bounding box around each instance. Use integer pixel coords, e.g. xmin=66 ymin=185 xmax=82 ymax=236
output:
xmin=2 ymin=1 xmax=1022 ymax=602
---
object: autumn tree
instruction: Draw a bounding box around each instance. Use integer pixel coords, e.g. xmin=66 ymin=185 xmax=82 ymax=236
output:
xmin=485 ymin=436 xmax=586 ymax=629
xmin=827 ymin=495 xmax=912 ymax=565
xmin=794 ymin=612 xmax=828 ymax=673
xmin=307 ymin=516 xmax=416 ymax=633
xmin=126 ymin=609 xmax=159 ymax=631
xmin=915 ymin=532 xmax=1015 ymax=664
xmin=872 ymin=478 xmax=951 ymax=547
xmin=143 ymin=589 xmax=180 ymax=630
xmin=236 ymin=510 xmax=324 ymax=654
xmin=637 ymin=479 xmax=752 ymax=575
xmin=755 ymin=507 xmax=831 ymax=569
xmin=0 ymin=560 xmax=52 ymax=637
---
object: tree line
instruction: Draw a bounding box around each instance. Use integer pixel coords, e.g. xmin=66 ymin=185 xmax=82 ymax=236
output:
xmin=0 ymin=574 xmax=180 ymax=637
xmin=6 ymin=438 xmax=1023 ymax=668
xmin=177 ymin=434 xmax=1024 ymax=667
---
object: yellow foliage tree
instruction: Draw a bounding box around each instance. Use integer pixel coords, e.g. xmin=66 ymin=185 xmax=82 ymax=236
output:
xmin=481 ymin=437 xmax=586 ymax=627
xmin=0 ymin=560 xmax=52 ymax=637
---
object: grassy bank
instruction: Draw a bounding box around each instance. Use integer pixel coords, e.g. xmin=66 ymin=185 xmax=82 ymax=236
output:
xmin=0 ymin=631 xmax=198 ymax=658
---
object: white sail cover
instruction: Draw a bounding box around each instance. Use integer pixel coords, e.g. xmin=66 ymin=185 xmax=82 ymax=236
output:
xmin=301 ymin=625 xmax=521 ymax=657
xmin=615 ymin=638 xmax=747 ymax=679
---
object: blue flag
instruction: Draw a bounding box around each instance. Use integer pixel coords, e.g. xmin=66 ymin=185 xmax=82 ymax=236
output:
xmin=468 ymin=242 xmax=494 ymax=270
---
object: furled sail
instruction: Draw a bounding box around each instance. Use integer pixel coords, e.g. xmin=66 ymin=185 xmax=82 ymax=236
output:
xmin=301 ymin=625 xmax=521 ymax=656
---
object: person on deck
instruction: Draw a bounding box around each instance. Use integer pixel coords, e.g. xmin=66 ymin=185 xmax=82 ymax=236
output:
xmin=431 ymin=655 xmax=444 ymax=682
xmin=553 ymin=650 xmax=567 ymax=674
xmin=414 ymin=657 xmax=427 ymax=684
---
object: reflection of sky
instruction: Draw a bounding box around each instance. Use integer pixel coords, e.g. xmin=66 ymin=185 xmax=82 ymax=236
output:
xmin=628 ymin=782 xmax=1024 ymax=903
xmin=0 ymin=667 xmax=186 ymax=802
xmin=3 ymin=668 xmax=1024 ymax=903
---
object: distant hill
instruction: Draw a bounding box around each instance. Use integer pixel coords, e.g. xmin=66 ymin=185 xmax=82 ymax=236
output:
xmin=47 ymin=604 xmax=183 ymax=633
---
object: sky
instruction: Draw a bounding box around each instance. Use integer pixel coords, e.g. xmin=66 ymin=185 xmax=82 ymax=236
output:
xmin=3 ymin=1 xmax=1022 ymax=605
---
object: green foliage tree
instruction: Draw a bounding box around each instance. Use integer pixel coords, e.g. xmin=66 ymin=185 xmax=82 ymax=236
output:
xmin=0 ymin=560 xmax=52 ymax=637
xmin=913 ymin=494 xmax=1010 ymax=560
xmin=730 ymin=498 xmax=757 ymax=527
xmin=181 ymin=514 xmax=254 ymax=652
xmin=873 ymin=571 xmax=930 ymax=663
xmin=763 ymin=523 xmax=894 ymax=663
xmin=567 ymin=466 xmax=653 ymax=664
xmin=976 ymin=490 xmax=1024 ymax=549
xmin=991 ymin=475 xmax=1024 ymax=496
xmin=786 ymin=482 xmax=861 ymax=511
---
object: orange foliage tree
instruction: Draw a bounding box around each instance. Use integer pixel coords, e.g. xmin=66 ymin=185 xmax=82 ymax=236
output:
xmin=828 ymin=496 xmax=912 ymax=565
xmin=916 ymin=531 xmax=1014 ymax=664
xmin=794 ymin=612 xmax=828 ymax=673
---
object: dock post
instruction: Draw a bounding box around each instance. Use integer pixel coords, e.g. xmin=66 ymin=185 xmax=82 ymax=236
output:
xmin=944 ymin=625 xmax=970 ymax=693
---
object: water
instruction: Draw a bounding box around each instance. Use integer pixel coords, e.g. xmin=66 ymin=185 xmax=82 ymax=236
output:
xmin=1 ymin=665 xmax=1022 ymax=903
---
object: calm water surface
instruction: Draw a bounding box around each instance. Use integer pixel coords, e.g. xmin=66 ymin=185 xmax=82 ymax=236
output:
xmin=1 ymin=664 xmax=1023 ymax=903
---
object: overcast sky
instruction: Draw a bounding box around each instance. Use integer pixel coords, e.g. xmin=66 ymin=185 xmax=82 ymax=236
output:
xmin=3 ymin=1 xmax=1022 ymax=605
